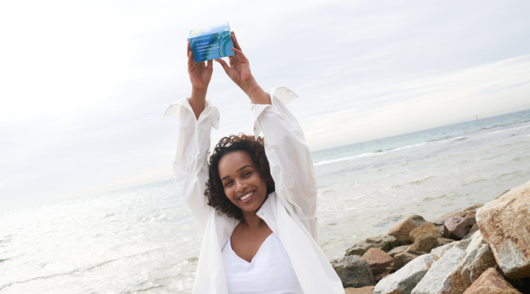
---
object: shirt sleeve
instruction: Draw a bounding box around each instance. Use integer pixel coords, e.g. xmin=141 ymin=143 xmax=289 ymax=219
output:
xmin=164 ymin=98 xmax=220 ymax=229
xmin=251 ymin=87 xmax=319 ymax=239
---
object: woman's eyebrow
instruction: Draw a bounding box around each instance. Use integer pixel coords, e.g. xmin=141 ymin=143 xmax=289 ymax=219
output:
xmin=221 ymin=165 xmax=253 ymax=181
xmin=237 ymin=165 xmax=252 ymax=172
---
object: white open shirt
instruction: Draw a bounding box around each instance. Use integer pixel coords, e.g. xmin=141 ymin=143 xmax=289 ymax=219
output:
xmin=165 ymin=87 xmax=344 ymax=294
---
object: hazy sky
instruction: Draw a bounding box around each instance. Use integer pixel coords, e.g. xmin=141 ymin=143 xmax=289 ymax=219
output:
xmin=1 ymin=0 xmax=529 ymax=211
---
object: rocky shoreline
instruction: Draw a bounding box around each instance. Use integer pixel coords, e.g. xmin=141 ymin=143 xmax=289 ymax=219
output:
xmin=331 ymin=179 xmax=530 ymax=294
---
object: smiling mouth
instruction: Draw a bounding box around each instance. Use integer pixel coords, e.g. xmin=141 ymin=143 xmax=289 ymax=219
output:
xmin=239 ymin=191 xmax=254 ymax=203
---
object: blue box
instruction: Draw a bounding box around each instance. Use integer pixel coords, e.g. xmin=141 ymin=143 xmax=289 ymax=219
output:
xmin=189 ymin=23 xmax=235 ymax=62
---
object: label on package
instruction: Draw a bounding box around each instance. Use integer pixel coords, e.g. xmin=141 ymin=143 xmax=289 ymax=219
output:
xmin=189 ymin=23 xmax=235 ymax=62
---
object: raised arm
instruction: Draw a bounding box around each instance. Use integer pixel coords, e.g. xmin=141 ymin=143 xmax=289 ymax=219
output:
xmin=252 ymin=89 xmax=318 ymax=239
xmin=163 ymin=40 xmax=217 ymax=228
xmin=215 ymin=33 xmax=318 ymax=238
xmin=215 ymin=31 xmax=271 ymax=105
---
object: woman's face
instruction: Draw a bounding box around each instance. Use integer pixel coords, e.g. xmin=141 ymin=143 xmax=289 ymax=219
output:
xmin=218 ymin=150 xmax=268 ymax=215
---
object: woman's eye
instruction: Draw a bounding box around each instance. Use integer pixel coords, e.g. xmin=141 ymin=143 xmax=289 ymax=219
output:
xmin=242 ymin=171 xmax=252 ymax=177
xmin=224 ymin=181 xmax=233 ymax=187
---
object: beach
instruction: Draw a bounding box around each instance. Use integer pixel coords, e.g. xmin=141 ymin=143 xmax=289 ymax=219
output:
xmin=1 ymin=109 xmax=529 ymax=293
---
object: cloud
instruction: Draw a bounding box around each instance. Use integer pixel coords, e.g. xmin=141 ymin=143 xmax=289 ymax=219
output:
xmin=299 ymin=55 xmax=530 ymax=149
xmin=1 ymin=0 xmax=529 ymax=211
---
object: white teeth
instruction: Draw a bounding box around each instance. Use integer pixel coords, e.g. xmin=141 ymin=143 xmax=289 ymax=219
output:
xmin=240 ymin=192 xmax=252 ymax=201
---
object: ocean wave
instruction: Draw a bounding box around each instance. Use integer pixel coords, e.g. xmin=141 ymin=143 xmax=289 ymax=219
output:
xmin=314 ymin=152 xmax=378 ymax=166
xmin=484 ymin=124 xmax=530 ymax=136
xmin=391 ymin=176 xmax=434 ymax=188
xmin=430 ymin=136 xmax=466 ymax=143
xmin=314 ymin=142 xmax=427 ymax=167
xmin=0 ymin=257 xmax=122 ymax=290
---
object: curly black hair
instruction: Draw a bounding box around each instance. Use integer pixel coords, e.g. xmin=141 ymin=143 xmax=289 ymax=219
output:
xmin=205 ymin=134 xmax=275 ymax=220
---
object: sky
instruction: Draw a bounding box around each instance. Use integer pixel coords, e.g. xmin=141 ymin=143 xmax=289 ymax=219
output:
xmin=1 ymin=0 xmax=529 ymax=212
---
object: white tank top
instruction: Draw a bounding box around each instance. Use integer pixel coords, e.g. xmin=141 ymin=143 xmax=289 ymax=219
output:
xmin=221 ymin=233 xmax=304 ymax=294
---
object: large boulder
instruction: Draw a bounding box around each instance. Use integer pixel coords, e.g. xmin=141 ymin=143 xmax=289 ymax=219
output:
xmin=444 ymin=216 xmax=476 ymax=240
xmin=331 ymin=255 xmax=376 ymax=288
xmin=476 ymin=179 xmax=530 ymax=279
xmin=412 ymin=247 xmax=466 ymax=294
xmin=457 ymin=232 xmax=497 ymax=285
xmin=361 ymin=248 xmax=394 ymax=281
xmin=462 ymin=268 xmax=522 ymax=294
xmin=387 ymin=215 xmax=428 ymax=245
xmin=374 ymin=254 xmax=435 ymax=294
xmin=410 ymin=223 xmax=442 ymax=242
xmin=411 ymin=232 xmax=497 ymax=294
xmin=345 ymin=235 xmax=400 ymax=256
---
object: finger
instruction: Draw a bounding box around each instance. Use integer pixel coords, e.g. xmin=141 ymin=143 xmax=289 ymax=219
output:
xmin=231 ymin=31 xmax=242 ymax=51
xmin=187 ymin=39 xmax=191 ymax=56
xmin=215 ymin=58 xmax=230 ymax=74
xmin=232 ymin=47 xmax=247 ymax=61
xmin=207 ymin=59 xmax=213 ymax=71
xmin=188 ymin=50 xmax=195 ymax=68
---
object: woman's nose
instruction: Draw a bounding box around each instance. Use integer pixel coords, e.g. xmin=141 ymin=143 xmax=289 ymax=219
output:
xmin=235 ymin=179 xmax=246 ymax=192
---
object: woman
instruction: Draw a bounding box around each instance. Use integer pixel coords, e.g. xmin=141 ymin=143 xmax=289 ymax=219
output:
xmin=165 ymin=32 xmax=344 ymax=294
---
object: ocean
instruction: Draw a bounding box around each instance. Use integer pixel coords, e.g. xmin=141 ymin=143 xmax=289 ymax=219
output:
xmin=1 ymin=109 xmax=530 ymax=293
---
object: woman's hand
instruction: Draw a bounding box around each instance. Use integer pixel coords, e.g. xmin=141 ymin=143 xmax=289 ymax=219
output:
xmin=188 ymin=40 xmax=213 ymax=90
xmin=187 ymin=40 xmax=213 ymax=119
xmin=215 ymin=32 xmax=271 ymax=105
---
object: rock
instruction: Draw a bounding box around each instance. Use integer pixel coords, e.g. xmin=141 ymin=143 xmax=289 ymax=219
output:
xmin=431 ymin=237 xmax=472 ymax=259
xmin=346 ymin=235 xmax=400 ymax=256
xmin=411 ymin=232 xmax=497 ymax=294
xmin=462 ymin=223 xmax=479 ymax=240
xmin=432 ymin=219 xmax=445 ymax=235
xmin=435 ymin=238 xmax=454 ymax=247
xmin=331 ymin=255 xmax=376 ymax=288
xmin=443 ymin=216 xmax=476 ymax=240
xmin=495 ymin=189 xmax=510 ymax=200
xmin=465 ymin=211 xmax=476 ymax=219
xmin=409 ymin=223 xmax=443 ymax=242
xmin=462 ymin=203 xmax=483 ymax=213
xmin=462 ymin=268 xmax=522 ymax=294
xmin=394 ymin=250 xmax=422 ymax=271
xmin=432 ymin=204 xmax=483 ymax=224
xmin=411 ymin=247 xmax=466 ymax=294
xmin=374 ymin=254 xmax=435 ymax=294
xmin=387 ymin=245 xmax=410 ymax=257
xmin=457 ymin=231 xmax=498 ymax=287
xmin=409 ymin=233 xmax=438 ymax=253
xmin=476 ymin=179 xmax=530 ymax=279
xmin=345 ymin=286 xmax=375 ymax=294
xmin=387 ymin=215 xmax=429 ymax=245
xmin=361 ymin=248 xmax=394 ymax=281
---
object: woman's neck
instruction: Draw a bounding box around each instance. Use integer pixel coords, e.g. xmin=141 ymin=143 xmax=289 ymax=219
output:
xmin=241 ymin=211 xmax=265 ymax=231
